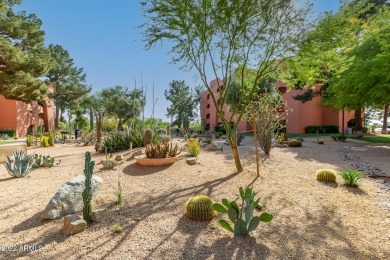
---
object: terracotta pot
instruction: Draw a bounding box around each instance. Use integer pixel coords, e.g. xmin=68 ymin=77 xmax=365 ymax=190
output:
xmin=134 ymin=156 xmax=177 ymax=167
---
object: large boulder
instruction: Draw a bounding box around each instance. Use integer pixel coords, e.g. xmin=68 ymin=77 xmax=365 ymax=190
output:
xmin=42 ymin=175 xmax=102 ymax=220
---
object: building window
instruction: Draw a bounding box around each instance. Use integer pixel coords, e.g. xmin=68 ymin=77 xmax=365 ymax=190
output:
xmin=217 ymin=99 xmax=221 ymax=105
xmin=206 ymin=104 xmax=210 ymax=108
xmin=207 ymin=94 xmax=210 ymax=100
xmin=206 ymin=114 xmax=210 ymax=119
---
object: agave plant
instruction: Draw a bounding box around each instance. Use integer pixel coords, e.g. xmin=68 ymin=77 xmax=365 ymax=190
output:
xmin=212 ymin=187 xmax=273 ymax=236
xmin=340 ymin=170 xmax=363 ymax=187
xmin=4 ymin=151 xmax=35 ymax=177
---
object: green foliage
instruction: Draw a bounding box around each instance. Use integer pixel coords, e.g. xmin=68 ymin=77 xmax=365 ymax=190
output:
xmin=100 ymin=86 xmax=145 ymax=130
xmin=305 ymin=125 xmax=339 ymax=134
xmin=102 ymin=130 xmax=133 ymax=153
xmin=156 ymin=128 xmax=167 ymax=136
xmin=186 ymin=195 xmax=216 ymax=220
xmin=340 ymin=170 xmax=363 ymax=187
xmin=0 ymin=129 xmax=16 ymax=138
xmin=113 ymin=224 xmax=123 ymax=233
xmin=184 ymin=138 xmax=201 ymax=157
xmin=316 ymin=169 xmax=337 ymax=182
xmin=206 ymin=138 xmax=212 ymax=144
xmin=288 ymin=140 xmax=302 ymax=147
xmin=212 ymin=187 xmax=273 ymax=236
xmin=317 ymin=140 xmax=324 ymax=144
xmin=214 ymin=132 xmax=221 ymax=139
xmin=0 ymin=1 xmax=53 ymax=102
xmin=4 ymin=151 xmax=35 ymax=178
xmin=32 ymin=154 xmax=60 ymax=168
xmin=82 ymin=152 xmax=95 ymax=223
xmin=48 ymin=128 xmax=55 ymax=146
xmin=145 ymin=141 xmax=181 ymax=159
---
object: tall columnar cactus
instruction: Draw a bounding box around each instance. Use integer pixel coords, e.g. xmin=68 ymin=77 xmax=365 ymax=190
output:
xmin=144 ymin=128 xmax=153 ymax=145
xmin=82 ymin=151 xmax=95 ymax=223
xmin=166 ymin=124 xmax=171 ymax=138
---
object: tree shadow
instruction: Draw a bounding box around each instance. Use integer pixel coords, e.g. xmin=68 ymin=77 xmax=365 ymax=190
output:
xmin=12 ymin=211 xmax=48 ymax=233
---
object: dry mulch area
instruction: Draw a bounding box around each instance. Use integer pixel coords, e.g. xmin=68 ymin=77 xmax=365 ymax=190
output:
xmin=0 ymin=137 xmax=389 ymax=259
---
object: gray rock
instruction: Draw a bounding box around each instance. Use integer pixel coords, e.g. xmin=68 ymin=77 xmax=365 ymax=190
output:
xmin=91 ymin=209 xmax=104 ymax=223
xmin=63 ymin=214 xmax=87 ymax=236
xmin=186 ymin=157 xmax=197 ymax=165
xmin=208 ymin=143 xmax=218 ymax=151
xmin=42 ymin=175 xmax=102 ymax=220
xmin=115 ymin=154 xmax=124 ymax=161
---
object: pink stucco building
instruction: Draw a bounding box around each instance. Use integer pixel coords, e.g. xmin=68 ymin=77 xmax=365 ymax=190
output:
xmin=0 ymin=95 xmax=54 ymax=137
xmin=200 ymin=78 xmax=354 ymax=134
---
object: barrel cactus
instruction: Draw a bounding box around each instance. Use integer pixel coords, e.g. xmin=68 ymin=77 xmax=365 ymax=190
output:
xmin=288 ymin=140 xmax=302 ymax=147
xmin=186 ymin=195 xmax=216 ymax=221
xmin=144 ymin=128 xmax=153 ymax=145
xmin=316 ymin=169 xmax=337 ymax=182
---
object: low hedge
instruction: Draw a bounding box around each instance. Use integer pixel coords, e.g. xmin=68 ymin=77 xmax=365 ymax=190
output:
xmin=305 ymin=125 xmax=339 ymax=134
xmin=0 ymin=129 xmax=16 ymax=137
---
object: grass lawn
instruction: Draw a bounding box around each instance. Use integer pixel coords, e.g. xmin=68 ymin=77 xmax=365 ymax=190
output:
xmin=346 ymin=134 xmax=390 ymax=143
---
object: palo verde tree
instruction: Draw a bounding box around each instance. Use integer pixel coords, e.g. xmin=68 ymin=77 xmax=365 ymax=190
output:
xmin=164 ymin=80 xmax=198 ymax=129
xmin=47 ymin=44 xmax=90 ymax=129
xmin=100 ymin=86 xmax=144 ymax=130
xmin=141 ymin=0 xmax=310 ymax=172
xmin=0 ymin=0 xmax=53 ymax=102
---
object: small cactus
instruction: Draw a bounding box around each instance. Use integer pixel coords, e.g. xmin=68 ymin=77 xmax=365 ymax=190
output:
xmin=316 ymin=169 xmax=337 ymax=182
xmin=186 ymin=195 xmax=216 ymax=220
xmin=82 ymin=151 xmax=95 ymax=223
xmin=26 ymin=135 xmax=34 ymax=147
xmin=144 ymin=128 xmax=153 ymax=145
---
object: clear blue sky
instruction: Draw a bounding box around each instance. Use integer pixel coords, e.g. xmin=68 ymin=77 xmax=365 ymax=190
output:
xmin=17 ymin=0 xmax=339 ymax=122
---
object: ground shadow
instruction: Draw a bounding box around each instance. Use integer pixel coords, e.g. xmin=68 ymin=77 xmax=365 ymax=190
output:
xmin=122 ymin=161 xmax=176 ymax=176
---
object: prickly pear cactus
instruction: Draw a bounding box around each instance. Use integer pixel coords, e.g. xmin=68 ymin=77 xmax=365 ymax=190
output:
xmin=186 ymin=195 xmax=216 ymax=220
xmin=82 ymin=151 xmax=95 ymax=223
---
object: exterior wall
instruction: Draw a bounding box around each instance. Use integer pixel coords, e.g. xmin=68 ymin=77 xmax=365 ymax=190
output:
xmin=200 ymin=78 xmax=355 ymax=134
xmin=0 ymin=95 xmax=54 ymax=137
xmin=0 ymin=95 xmax=17 ymax=131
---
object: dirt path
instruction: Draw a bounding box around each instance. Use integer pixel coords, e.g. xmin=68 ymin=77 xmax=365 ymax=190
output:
xmin=0 ymin=138 xmax=389 ymax=259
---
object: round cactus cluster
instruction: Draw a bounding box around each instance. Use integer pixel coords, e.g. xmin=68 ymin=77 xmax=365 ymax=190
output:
xmin=186 ymin=195 xmax=216 ymax=221
xmin=288 ymin=140 xmax=302 ymax=147
xmin=316 ymin=169 xmax=337 ymax=182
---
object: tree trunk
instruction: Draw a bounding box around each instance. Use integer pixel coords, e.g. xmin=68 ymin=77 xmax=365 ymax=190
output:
xmin=381 ymin=105 xmax=389 ymax=134
xmin=232 ymin=146 xmax=243 ymax=173
xmin=89 ymin=109 xmax=94 ymax=131
xmin=253 ymin=117 xmax=259 ymax=177
xmin=55 ymin=106 xmax=60 ymax=130
xmin=355 ymin=108 xmax=363 ymax=131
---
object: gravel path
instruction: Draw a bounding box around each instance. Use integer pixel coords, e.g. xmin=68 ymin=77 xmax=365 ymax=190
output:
xmin=0 ymin=137 xmax=389 ymax=259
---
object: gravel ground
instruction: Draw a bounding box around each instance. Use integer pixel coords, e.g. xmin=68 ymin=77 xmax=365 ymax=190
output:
xmin=0 ymin=137 xmax=389 ymax=260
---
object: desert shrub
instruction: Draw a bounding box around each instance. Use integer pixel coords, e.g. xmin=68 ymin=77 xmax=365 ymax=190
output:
xmin=41 ymin=137 xmax=49 ymax=147
xmin=331 ymin=134 xmax=347 ymax=141
xmin=0 ymin=129 xmax=16 ymax=138
xmin=317 ymin=140 xmax=324 ymax=144
xmin=288 ymin=140 xmax=302 ymax=147
xmin=214 ymin=132 xmax=222 ymax=139
xmin=340 ymin=170 xmax=363 ymax=187
xmin=113 ymin=224 xmax=122 ymax=233
xmin=206 ymin=137 xmax=212 ymax=144
xmin=214 ymin=125 xmax=226 ymax=135
xmin=184 ymin=138 xmax=201 ymax=157
xmin=212 ymin=187 xmax=273 ymax=236
xmin=156 ymin=128 xmax=167 ymax=136
xmin=102 ymin=130 xmax=133 ymax=153
xmin=316 ymin=169 xmax=337 ymax=182
xmin=186 ymin=195 xmax=216 ymax=220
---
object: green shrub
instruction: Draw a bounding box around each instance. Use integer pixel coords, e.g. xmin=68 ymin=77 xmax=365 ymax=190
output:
xmin=102 ymin=130 xmax=133 ymax=153
xmin=0 ymin=129 xmax=16 ymax=137
xmin=214 ymin=125 xmax=226 ymax=135
xmin=184 ymin=138 xmax=201 ymax=157
xmin=318 ymin=140 xmax=324 ymax=144
xmin=156 ymin=128 xmax=167 ymax=136
xmin=186 ymin=195 xmax=216 ymax=220
xmin=212 ymin=187 xmax=273 ymax=236
xmin=316 ymin=169 xmax=337 ymax=182
xmin=331 ymin=134 xmax=347 ymax=141
xmin=206 ymin=137 xmax=212 ymax=144
xmin=340 ymin=170 xmax=363 ymax=187
xmin=41 ymin=137 xmax=49 ymax=147
xmin=113 ymin=224 xmax=123 ymax=233
xmin=214 ymin=132 xmax=221 ymax=139
xmin=305 ymin=125 xmax=339 ymax=134
xmin=288 ymin=140 xmax=302 ymax=147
